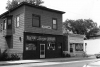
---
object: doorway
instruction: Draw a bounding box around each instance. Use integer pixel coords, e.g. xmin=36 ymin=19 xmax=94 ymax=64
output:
xmin=40 ymin=44 xmax=45 ymax=58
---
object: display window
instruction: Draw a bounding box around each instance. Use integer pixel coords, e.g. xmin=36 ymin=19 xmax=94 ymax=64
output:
xmin=47 ymin=43 xmax=55 ymax=50
xmin=75 ymin=43 xmax=83 ymax=51
xmin=26 ymin=43 xmax=36 ymax=51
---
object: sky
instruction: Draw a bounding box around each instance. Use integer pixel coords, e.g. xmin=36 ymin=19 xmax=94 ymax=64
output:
xmin=1 ymin=0 xmax=100 ymax=26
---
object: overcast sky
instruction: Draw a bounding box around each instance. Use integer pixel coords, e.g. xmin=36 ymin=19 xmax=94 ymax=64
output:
xmin=1 ymin=0 xmax=100 ymax=26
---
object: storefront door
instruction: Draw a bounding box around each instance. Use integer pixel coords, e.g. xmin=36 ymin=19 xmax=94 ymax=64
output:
xmin=40 ymin=44 xmax=45 ymax=58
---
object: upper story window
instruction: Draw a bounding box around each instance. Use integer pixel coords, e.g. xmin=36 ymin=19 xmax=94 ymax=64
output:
xmin=0 ymin=23 xmax=3 ymax=32
xmin=3 ymin=20 xmax=7 ymax=30
xmin=52 ymin=18 xmax=57 ymax=29
xmin=7 ymin=18 xmax=12 ymax=29
xmin=16 ymin=15 xmax=20 ymax=27
xmin=32 ymin=14 xmax=40 ymax=27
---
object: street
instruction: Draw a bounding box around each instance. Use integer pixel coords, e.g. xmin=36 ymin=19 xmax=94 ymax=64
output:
xmin=1 ymin=59 xmax=100 ymax=67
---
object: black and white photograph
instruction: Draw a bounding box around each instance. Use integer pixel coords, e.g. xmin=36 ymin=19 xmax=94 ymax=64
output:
xmin=0 ymin=0 xmax=100 ymax=67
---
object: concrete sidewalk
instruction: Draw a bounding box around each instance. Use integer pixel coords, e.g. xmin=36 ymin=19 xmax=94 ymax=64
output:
xmin=0 ymin=56 xmax=96 ymax=66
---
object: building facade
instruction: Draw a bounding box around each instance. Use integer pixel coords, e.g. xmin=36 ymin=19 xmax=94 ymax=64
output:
xmin=63 ymin=34 xmax=84 ymax=57
xmin=0 ymin=2 xmax=65 ymax=59
xmin=84 ymin=32 xmax=100 ymax=55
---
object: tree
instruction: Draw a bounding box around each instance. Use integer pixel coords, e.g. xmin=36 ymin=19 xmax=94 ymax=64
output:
xmin=35 ymin=0 xmax=44 ymax=5
xmin=6 ymin=0 xmax=44 ymax=10
xmin=6 ymin=0 xmax=18 ymax=10
xmin=63 ymin=19 xmax=100 ymax=39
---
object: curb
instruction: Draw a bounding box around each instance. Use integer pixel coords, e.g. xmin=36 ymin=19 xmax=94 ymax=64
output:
xmin=0 ymin=57 xmax=95 ymax=66
xmin=0 ymin=61 xmax=42 ymax=66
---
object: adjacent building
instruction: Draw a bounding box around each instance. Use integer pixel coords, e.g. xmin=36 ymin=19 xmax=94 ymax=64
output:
xmin=0 ymin=2 xmax=65 ymax=59
xmin=84 ymin=31 xmax=100 ymax=55
xmin=64 ymin=34 xmax=84 ymax=57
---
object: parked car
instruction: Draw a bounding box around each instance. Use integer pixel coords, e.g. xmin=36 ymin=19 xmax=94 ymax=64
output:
xmin=83 ymin=60 xmax=100 ymax=67
xmin=95 ymin=52 xmax=100 ymax=58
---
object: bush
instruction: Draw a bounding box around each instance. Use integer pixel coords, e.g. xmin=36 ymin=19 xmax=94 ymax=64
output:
xmin=10 ymin=54 xmax=20 ymax=60
xmin=62 ymin=53 xmax=71 ymax=57
xmin=0 ymin=50 xmax=8 ymax=61
xmin=0 ymin=50 xmax=20 ymax=61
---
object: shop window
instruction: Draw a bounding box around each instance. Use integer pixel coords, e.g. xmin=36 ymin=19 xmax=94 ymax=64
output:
xmin=75 ymin=43 xmax=83 ymax=51
xmin=58 ymin=43 xmax=62 ymax=49
xmin=47 ymin=43 xmax=55 ymax=50
xmin=26 ymin=43 xmax=36 ymax=51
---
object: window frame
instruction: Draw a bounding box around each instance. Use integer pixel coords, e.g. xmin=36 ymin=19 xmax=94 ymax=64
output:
xmin=0 ymin=23 xmax=3 ymax=32
xmin=16 ymin=15 xmax=20 ymax=28
xmin=3 ymin=19 xmax=7 ymax=30
xmin=7 ymin=18 xmax=12 ymax=29
xmin=52 ymin=18 xmax=57 ymax=30
xmin=32 ymin=14 xmax=41 ymax=27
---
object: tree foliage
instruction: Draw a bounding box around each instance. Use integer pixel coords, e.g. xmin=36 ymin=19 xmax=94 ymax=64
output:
xmin=6 ymin=0 xmax=18 ymax=10
xmin=63 ymin=19 xmax=100 ymax=39
xmin=6 ymin=0 xmax=44 ymax=10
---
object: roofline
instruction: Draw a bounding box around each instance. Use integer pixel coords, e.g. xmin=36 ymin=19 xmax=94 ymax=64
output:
xmin=0 ymin=2 xmax=65 ymax=18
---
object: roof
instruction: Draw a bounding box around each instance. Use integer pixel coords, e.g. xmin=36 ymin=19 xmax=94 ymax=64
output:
xmin=0 ymin=2 xmax=65 ymax=18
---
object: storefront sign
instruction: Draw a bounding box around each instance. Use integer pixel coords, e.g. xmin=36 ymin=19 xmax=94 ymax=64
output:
xmin=26 ymin=35 xmax=55 ymax=41
xmin=42 ymin=25 xmax=51 ymax=29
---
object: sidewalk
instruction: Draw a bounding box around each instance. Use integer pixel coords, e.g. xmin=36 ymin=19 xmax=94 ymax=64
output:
xmin=0 ymin=56 xmax=96 ymax=66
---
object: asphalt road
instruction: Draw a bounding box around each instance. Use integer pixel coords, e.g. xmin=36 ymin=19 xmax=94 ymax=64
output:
xmin=1 ymin=59 xmax=100 ymax=67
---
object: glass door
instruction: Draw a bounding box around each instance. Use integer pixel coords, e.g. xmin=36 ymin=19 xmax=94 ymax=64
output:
xmin=40 ymin=44 xmax=45 ymax=58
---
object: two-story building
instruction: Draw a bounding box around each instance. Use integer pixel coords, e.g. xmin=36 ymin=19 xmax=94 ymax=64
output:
xmin=0 ymin=2 xmax=65 ymax=59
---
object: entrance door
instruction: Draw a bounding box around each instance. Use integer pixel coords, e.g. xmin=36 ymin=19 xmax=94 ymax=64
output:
xmin=40 ymin=44 xmax=45 ymax=58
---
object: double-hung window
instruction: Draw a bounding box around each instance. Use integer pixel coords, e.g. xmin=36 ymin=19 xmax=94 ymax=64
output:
xmin=16 ymin=15 xmax=20 ymax=27
xmin=3 ymin=20 xmax=7 ymax=30
xmin=32 ymin=14 xmax=40 ymax=27
xmin=52 ymin=18 xmax=57 ymax=29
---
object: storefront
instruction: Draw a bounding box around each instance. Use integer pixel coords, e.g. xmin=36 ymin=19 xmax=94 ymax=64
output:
xmin=68 ymin=34 xmax=84 ymax=57
xmin=23 ymin=32 xmax=65 ymax=59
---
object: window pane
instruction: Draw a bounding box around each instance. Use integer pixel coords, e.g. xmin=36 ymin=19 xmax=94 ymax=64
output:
xmin=53 ymin=20 xmax=57 ymax=24
xmin=16 ymin=15 xmax=20 ymax=27
xmin=47 ymin=43 xmax=55 ymax=50
xmin=8 ymin=19 xmax=11 ymax=25
xmin=33 ymin=19 xmax=39 ymax=27
xmin=32 ymin=15 xmax=40 ymax=27
xmin=0 ymin=23 xmax=2 ymax=32
xmin=4 ymin=20 xmax=7 ymax=30
xmin=53 ymin=24 xmax=57 ymax=29
xmin=26 ymin=43 xmax=36 ymax=51
xmin=8 ymin=19 xmax=12 ymax=29
xmin=53 ymin=19 xmax=57 ymax=29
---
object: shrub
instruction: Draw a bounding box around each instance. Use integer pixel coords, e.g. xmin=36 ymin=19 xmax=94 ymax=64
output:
xmin=0 ymin=50 xmax=20 ymax=61
xmin=10 ymin=54 xmax=20 ymax=60
xmin=0 ymin=50 xmax=8 ymax=61
xmin=62 ymin=53 xmax=71 ymax=57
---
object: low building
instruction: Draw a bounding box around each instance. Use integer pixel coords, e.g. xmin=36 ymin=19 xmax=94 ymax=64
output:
xmin=0 ymin=2 xmax=65 ymax=59
xmin=64 ymin=34 xmax=84 ymax=57
xmin=84 ymin=32 xmax=100 ymax=55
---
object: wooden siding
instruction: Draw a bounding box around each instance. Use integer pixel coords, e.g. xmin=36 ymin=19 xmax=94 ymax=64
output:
xmin=24 ymin=6 xmax=63 ymax=35
xmin=8 ymin=6 xmax=25 ymax=55
xmin=0 ymin=19 xmax=8 ymax=53
xmin=0 ymin=33 xmax=8 ymax=53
